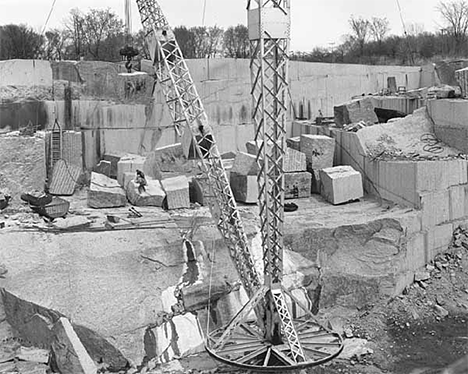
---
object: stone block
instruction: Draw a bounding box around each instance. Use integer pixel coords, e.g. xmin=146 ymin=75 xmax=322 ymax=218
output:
xmin=449 ymin=185 xmax=467 ymax=221
xmin=161 ymin=176 xmax=190 ymax=209
xmin=231 ymin=152 xmax=259 ymax=175
xmin=334 ymin=97 xmax=378 ymax=128
xmin=245 ymin=141 xmax=306 ymax=172
xmin=126 ymin=179 xmax=166 ymax=207
xmin=286 ymin=136 xmax=301 ymax=151
xmin=300 ymin=134 xmax=335 ymax=171
xmin=122 ymin=172 xmax=134 ymax=190
xmin=88 ymin=172 xmax=127 ymax=209
xmin=379 ymin=161 xmax=418 ymax=208
xmin=284 ymin=172 xmax=311 ymax=199
xmin=230 ymin=172 xmax=257 ymax=203
xmin=455 ymin=67 xmax=468 ymax=97
xmin=419 ymin=190 xmax=450 ymax=229
xmin=145 ymin=143 xmax=196 ymax=180
xmin=52 ymin=317 xmax=97 ymax=374
xmin=150 ymin=314 xmax=204 ymax=363
xmin=320 ymin=166 xmax=364 ymax=205
xmin=190 ymin=175 xmax=213 ymax=205
xmin=425 ymin=223 xmax=454 ymax=259
xmin=405 ymin=232 xmax=427 ymax=272
xmin=284 ymin=148 xmax=307 ymax=172
xmin=117 ymin=154 xmax=146 ymax=187
xmin=416 ymin=160 xmax=468 ymax=193
xmin=94 ymin=160 xmax=111 ymax=177
xmin=102 ymin=153 xmax=125 ymax=179
xmin=245 ymin=140 xmax=261 ymax=155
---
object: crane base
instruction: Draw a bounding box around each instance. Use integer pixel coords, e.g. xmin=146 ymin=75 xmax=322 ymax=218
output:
xmin=206 ymin=316 xmax=343 ymax=371
xmin=205 ymin=287 xmax=343 ymax=371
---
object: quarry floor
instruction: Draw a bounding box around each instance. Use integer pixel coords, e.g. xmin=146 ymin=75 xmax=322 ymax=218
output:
xmin=0 ymin=191 xmax=467 ymax=374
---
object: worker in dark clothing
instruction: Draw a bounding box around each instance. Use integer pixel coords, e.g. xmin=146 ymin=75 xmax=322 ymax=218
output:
xmin=135 ymin=170 xmax=147 ymax=193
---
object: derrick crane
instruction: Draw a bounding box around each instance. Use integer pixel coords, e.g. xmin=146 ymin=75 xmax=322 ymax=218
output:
xmin=135 ymin=0 xmax=344 ymax=370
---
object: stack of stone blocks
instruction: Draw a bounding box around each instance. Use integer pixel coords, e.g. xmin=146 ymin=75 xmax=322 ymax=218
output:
xmin=330 ymin=128 xmax=468 ymax=286
xmin=232 ymin=140 xmax=310 ymax=202
xmin=87 ymin=142 xmax=192 ymax=210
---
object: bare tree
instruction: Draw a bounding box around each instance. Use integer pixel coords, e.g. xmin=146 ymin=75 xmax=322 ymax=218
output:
xmin=0 ymin=24 xmax=43 ymax=60
xmin=43 ymin=29 xmax=68 ymax=60
xmin=223 ymin=24 xmax=249 ymax=58
xmin=173 ymin=26 xmax=196 ymax=58
xmin=65 ymin=8 xmax=124 ymax=61
xmin=369 ymin=17 xmax=390 ymax=43
xmin=205 ymin=26 xmax=224 ymax=58
xmin=437 ymin=0 xmax=468 ymax=50
xmin=349 ymin=16 xmax=370 ymax=55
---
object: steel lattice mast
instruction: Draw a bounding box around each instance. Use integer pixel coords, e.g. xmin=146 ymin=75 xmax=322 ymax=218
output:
xmin=135 ymin=0 xmax=261 ymax=298
xmin=135 ymin=0 xmax=343 ymax=370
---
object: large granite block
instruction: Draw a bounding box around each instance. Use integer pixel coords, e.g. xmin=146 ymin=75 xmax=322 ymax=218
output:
xmin=334 ymin=97 xmax=378 ymax=128
xmin=161 ymin=176 xmax=190 ymax=209
xmin=88 ymin=172 xmax=127 ymax=208
xmin=230 ymin=173 xmax=257 ymax=203
xmin=320 ymin=166 xmax=363 ymax=205
xmin=231 ymin=151 xmax=259 ymax=176
xmin=126 ymin=178 xmax=166 ymax=207
xmin=300 ymin=134 xmax=335 ymax=171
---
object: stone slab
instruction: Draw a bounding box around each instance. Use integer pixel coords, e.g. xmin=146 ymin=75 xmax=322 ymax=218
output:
xmin=320 ymin=166 xmax=363 ymax=205
xmin=160 ymin=175 xmax=190 ymax=209
xmin=126 ymin=179 xmax=165 ymax=207
xmin=49 ymin=160 xmax=81 ymax=196
xmin=284 ymin=172 xmax=311 ymax=199
xmin=300 ymin=134 xmax=335 ymax=171
xmin=87 ymin=172 xmax=127 ymax=209
xmin=230 ymin=173 xmax=257 ymax=203
xmin=52 ymin=318 xmax=97 ymax=374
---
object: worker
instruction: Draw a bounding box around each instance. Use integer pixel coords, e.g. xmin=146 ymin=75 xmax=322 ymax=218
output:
xmin=135 ymin=170 xmax=147 ymax=193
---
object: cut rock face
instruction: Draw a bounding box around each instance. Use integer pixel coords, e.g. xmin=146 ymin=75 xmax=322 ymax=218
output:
xmin=126 ymin=178 xmax=166 ymax=207
xmin=87 ymin=172 xmax=127 ymax=208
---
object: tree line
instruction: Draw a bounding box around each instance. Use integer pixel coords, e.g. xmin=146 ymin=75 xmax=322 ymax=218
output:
xmin=1 ymin=0 xmax=467 ymax=65
xmin=293 ymin=0 xmax=468 ymax=65
xmin=0 ymin=8 xmax=249 ymax=62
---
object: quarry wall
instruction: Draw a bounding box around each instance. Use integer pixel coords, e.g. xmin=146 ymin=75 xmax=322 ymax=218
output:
xmin=0 ymin=59 xmax=422 ymax=168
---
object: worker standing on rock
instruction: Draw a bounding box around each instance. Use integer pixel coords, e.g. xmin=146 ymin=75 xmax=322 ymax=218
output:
xmin=135 ymin=170 xmax=147 ymax=194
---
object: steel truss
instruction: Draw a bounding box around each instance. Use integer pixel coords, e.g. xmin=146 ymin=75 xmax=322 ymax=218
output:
xmin=136 ymin=0 xmax=343 ymax=370
xmin=136 ymin=0 xmax=261 ymax=299
xmin=207 ymin=0 xmax=343 ymax=370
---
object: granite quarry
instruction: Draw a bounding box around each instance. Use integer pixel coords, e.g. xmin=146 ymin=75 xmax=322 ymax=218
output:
xmin=0 ymin=56 xmax=467 ymax=374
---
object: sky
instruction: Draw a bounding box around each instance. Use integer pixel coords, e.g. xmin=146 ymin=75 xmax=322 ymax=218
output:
xmin=0 ymin=0 xmax=446 ymax=51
